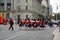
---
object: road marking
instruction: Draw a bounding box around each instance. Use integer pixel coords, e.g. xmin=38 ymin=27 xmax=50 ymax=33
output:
xmin=53 ymin=27 xmax=57 ymax=34
xmin=1 ymin=30 xmax=10 ymax=33
xmin=5 ymin=31 xmax=28 ymax=40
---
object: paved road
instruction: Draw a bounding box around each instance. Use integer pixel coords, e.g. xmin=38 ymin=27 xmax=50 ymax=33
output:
xmin=0 ymin=24 xmax=56 ymax=40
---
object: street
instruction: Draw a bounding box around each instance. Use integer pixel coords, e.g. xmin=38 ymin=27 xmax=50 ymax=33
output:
xmin=0 ymin=24 xmax=56 ymax=40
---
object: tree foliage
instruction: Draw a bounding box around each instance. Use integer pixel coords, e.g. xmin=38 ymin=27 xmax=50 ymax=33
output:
xmin=55 ymin=13 xmax=60 ymax=20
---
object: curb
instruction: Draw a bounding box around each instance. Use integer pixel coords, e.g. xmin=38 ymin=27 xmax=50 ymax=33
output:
xmin=48 ymin=34 xmax=54 ymax=40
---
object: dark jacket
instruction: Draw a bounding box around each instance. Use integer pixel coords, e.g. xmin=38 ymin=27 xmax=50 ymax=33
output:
xmin=10 ymin=20 xmax=14 ymax=25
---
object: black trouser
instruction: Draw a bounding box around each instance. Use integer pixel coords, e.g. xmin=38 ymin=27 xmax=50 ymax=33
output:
xmin=9 ymin=25 xmax=14 ymax=30
xmin=48 ymin=23 xmax=53 ymax=27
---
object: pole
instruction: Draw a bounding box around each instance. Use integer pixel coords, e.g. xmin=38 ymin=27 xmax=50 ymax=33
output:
xmin=56 ymin=13 xmax=57 ymax=20
xmin=55 ymin=3 xmax=58 ymax=20
xmin=56 ymin=6 xmax=57 ymax=21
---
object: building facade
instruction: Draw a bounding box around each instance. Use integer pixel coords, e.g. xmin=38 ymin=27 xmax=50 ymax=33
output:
xmin=0 ymin=0 xmax=14 ymax=19
xmin=41 ymin=0 xmax=50 ymax=19
xmin=49 ymin=5 xmax=52 ymax=15
xmin=14 ymin=0 xmax=42 ymax=19
xmin=0 ymin=0 xmax=49 ymax=20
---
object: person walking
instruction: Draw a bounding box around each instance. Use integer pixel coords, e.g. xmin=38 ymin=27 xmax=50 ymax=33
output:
xmin=48 ymin=20 xmax=53 ymax=27
xmin=9 ymin=19 xmax=14 ymax=31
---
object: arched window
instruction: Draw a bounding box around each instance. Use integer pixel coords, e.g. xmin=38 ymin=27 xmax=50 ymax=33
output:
xmin=26 ymin=5 xmax=28 ymax=10
xmin=17 ymin=15 xmax=20 ymax=19
xmin=26 ymin=15 xmax=28 ymax=19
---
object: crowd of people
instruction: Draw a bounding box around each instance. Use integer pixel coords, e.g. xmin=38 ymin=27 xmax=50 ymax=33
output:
xmin=3 ymin=18 xmax=54 ymax=31
xmin=3 ymin=18 xmax=60 ymax=32
xmin=18 ymin=19 xmax=45 ymax=30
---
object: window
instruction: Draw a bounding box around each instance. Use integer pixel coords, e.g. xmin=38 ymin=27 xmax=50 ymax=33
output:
xmin=7 ymin=3 xmax=11 ymax=6
xmin=0 ymin=3 xmax=4 ymax=6
xmin=37 ymin=0 xmax=42 ymax=3
xmin=26 ymin=15 xmax=28 ymax=19
xmin=42 ymin=11 xmax=45 ymax=13
xmin=42 ymin=6 xmax=45 ymax=10
xmin=0 ymin=0 xmax=4 ymax=6
xmin=7 ymin=0 xmax=11 ymax=11
xmin=17 ymin=15 xmax=20 ymax=19
xmin=46 ymin=0 xmax=48 ymax=3
xmin=0 ymin=0 xmax=4 ymax=11
xmin=26 ymin=5 xmax=28 ymax=10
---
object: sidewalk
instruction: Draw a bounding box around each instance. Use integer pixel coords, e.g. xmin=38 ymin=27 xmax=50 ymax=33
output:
xmin=53 ymin=27 xmax=60 ymax=40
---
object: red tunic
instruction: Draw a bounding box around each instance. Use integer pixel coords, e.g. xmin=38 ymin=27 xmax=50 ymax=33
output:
xmin=39 ymin=20 xmax=42 ymax=25
xmin=21 ymin=19 xmax=25 ymax=23
xmin=25 ymin=20 xmax=30 ymax=24
xmin=4 ymin=18 xmax=8 ymax=24
xmin=36 ymin=20 xmax=40 ymax=24
xmin=19 ymin=19 xmax=22 ymax=23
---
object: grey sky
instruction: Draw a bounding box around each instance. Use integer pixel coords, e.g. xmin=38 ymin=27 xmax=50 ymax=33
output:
xmin=50 ymin=0 xmax=60 ymax=13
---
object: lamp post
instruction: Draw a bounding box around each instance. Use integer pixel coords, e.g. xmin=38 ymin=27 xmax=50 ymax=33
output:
xmin=55 ymin=3 xmax=58 ymax=20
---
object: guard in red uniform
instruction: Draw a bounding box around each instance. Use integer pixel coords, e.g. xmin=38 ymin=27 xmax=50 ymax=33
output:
xmin=19 ymin=19 xmax=22 ymax=29
xmin=21 ymin=19 xmax=25 ymax=26
xmin=3 ymin=18 xmax=8 ymax=25
xmin=33 ymin=20 xmax=37 ymax=28
xmin=39 ymin=19 xmax=42 ymax=27
xmin=25 ymin=19 xmax=31 ymax=30
xmin=30 ymin=20 xmax=35 ymax=27
xmin=40 ymin=20 xmax=45 ymax=28
xmin=36 ymin=20 xmax=40 ymax=27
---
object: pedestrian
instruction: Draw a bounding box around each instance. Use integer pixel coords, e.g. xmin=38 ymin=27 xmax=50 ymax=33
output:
xmin=26 ymin=19 xmax=31 ymax=30
xmin=17 ymin=18 xmax=20 ymax=24
xmin=58 ymin=22 xmax=60 ymax=32
xmin=33 ymin=20 xmax=37 ymax=28
xmin=40 ymin=20 xmax=45 ymax=28
xmin=9 ymin=19 xmax=14 ymax=31
xmin=39 ymin=19 xmax=43 ymax=28
xmin=59 ymin=25 xmax=60 ymax=32
xmin=48 ymin=20 xmax=53 ymax=27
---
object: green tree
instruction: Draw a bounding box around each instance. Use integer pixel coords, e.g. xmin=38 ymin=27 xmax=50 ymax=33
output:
xmin=55 ymin=13 xmax=60 ymax=20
